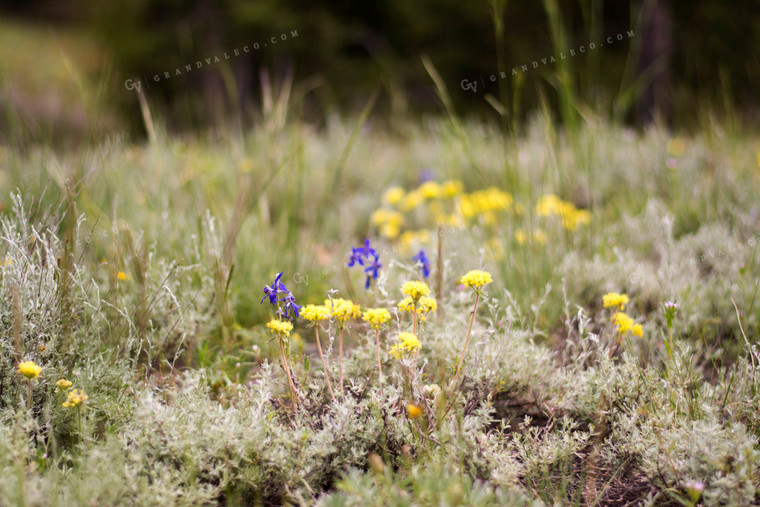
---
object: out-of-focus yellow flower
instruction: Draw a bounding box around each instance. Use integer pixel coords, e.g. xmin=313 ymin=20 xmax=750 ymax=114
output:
xmin=611 ymin=312 xmax=641 ymax=336
xmin=380 ymin=223 xmax=401 ymax=239
xmin=389 ymin=332 xmax=421 ymax=358
xmin=406 ymin=403 xmax=423 ymax=418
xmin=536 ymin=194 xmax=591 ymax=231
xmin=401 ymin=281 xmax=430 ymax=301
xmin=362 ymin=308 xmax=392 ymax=329
xmin=603 ymin=293 xmax=629 ymax=311
xmin=418 ymin=181 xmax=441 ymax=200
xmin=56 ymin=379 xmax=73 ymax=391
xmin=667 ymin=138 xmax=686 ymax=157
xmin=515 ymin=229 xmax=527 ymax=245
xmin=440 ymin=180 xmax=464 ymax=198
xmin=382 ymin=187 xmax=405 ymax=206
xmin=460 ymin=270 xmax=493 ymax=288
xmin=117 ymin=271 xmax=128 ymax=281
xmin=62 ymin=389 xmax=88 ymax=409
xmin=399 ymin=190 xmax=423 ymax=211
xmin=17 ymin=361 xmax=41 ymax=380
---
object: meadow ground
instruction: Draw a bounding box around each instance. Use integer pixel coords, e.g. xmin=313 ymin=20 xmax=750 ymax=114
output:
xmin=1 ymin=112 xmax=760 ymax=506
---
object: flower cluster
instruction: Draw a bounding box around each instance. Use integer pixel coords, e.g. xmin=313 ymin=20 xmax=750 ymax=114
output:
xmin=348 ymin=239 xmax=382 ymax=289
xmin=362 ymin=308 xmax=392 ymax=329
xmin=62 ymin=389 xmax=88 ymax=409
xmin=457 ymin=187 xmax=513 ymax=222
xmin=398 ymin=296 xmax=437 ymax=321
xmin=56 ymin=379 xmax=73 ymax=391
xmin=389 ymin=332 xmax=421 ymax=358
xmin=301 ymin=304 xmax=330 ymax=322
xmin=535 ymin=194 xmax=591 ymax=231
xmin=611 ymin=312 xmax=643 ymax=337
xmin=261 ymin=272 xmax=301 ymax=320
xmin=412 ymin=249 xmax=431 ymax=278
xmin=460 ymin=270 xmax=493 ymax=289
xmin=267 ymin=319 xmax=294 ymax=339
xmin=401 ymin=281 xmax=430 ymax=301
xmin=17 ymin=361 xmax=41 ymax=380
xmin=325 ymin=298 xmax=361 ymax=325
xmin=603 ymin=292 xmax=629 ymax=310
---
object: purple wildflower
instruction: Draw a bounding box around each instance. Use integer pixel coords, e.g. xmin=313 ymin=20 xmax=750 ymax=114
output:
xmin=412 ymin=249 xmax=430 ymax=278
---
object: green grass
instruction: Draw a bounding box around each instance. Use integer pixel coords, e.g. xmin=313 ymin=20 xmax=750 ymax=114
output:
xmin=1 ymin=110 xmax=760 ymax=505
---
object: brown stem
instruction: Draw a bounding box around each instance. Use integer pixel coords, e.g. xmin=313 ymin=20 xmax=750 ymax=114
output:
xmin=453 ymin=292 xmax=479 ymax=387
xmin=279 ymin=340 xmax=298 ymax=408
xmin=27 ymin=381 xmax=32 ymax=412
xmin=315 ymin=327 xmax=336 ymax=402
xmin=375 ymin=328 xmax=384 ymax=394
xmin=412 ymin=301 xmax=418 ymax=335
xmin=338 ymin=326 xmax=345 ymax=393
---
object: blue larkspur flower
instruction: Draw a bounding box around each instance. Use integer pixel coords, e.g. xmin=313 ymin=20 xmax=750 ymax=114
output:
xmin=261 ymin=272 xmax=300 ymax=320
xmin=348 ymin=238 xmax=381 ymax=289
xmin=413 ymin=249 xmax=430 ymax=278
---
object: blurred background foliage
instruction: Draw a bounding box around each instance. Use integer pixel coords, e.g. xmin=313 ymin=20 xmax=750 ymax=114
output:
xmin=0 ymin=0 xmax=758 ymax=141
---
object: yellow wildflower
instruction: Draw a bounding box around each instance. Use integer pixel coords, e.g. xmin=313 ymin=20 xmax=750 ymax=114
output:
xmin=389 ymin=332 xmax=421 ymax=358
xmin=398 ymin=296 xmax=437 ymax=321
xmin=603 ymin=293 xmax=629 ymax=311
xmin=515 ymin=229 xmax=527 ymax=245
xmin=401 ymin=281 xmax=430 ymax=301
xmin=631 ymin=324 xmax=644 ymax=337
xmin=267 ymin=319 xmax=293 ymax=338
xmin=406 ymin=403 xmax=423 ymax=418
xmin=62 ymin=389 xmax=88 ymax=409
xmin=301 ymin=304 xmax=330 ymax=322
xmin=418 ymin=181 xmax=441 ymax=200
xmin=440 ymin=179 xmax=464 ymax=198
xmin=611 ymin=312 xmax=636 ymax=335
xmin=117 ymin=271 xmax=128 ymax=281
xmin=17 ymin=361 xmax=41 ymax=380
xmin=362 ymin=308 xmax=392 ymax=329
xmin=382 ymin=187 xmax=405 ymax=206
xmin=460 ymin=270 xmax=493 ymax=288
xmin=325 ymin=298 xmax=361 ymax=324
xmin=399 ymin=190 xmax=423 ymax=211
xmin=56 ymin=379 xmax=73 ymax=391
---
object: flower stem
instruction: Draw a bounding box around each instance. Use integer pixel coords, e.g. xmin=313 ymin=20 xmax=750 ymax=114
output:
xmin=27 ymin=381 xmax=32 ymax=412
xmin=412 ymin=301 xmax=418 ymax=335
xmin=279 ymin=340 xmax=298 ymax=408
xmin=338 ymin=326 xmax=345 ymax=393
xmin=315 ymin=327 xmax=336 ymax=402
xmin=375 ymin=328 xmax=384 ymax=395
xmin=453 ymin=292 xmax=479 ymax=387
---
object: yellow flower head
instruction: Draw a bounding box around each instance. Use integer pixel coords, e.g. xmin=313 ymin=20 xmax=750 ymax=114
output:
xmin=382 ymin=187 xmax=405 ymax=206
xmin=325 ymin=298 xmax=361 ymax=325
xmin=117 ymin=271 xmax=128 ymax=281
xmin=603 ymin=293 xmax=629 ymax=311
xmin=440 ymin=180 xmax=464 ymax=198
xmin=406 ymin=403 xmax=423 ymax=418
xmin=62 ymin=389 xmax=88 ymax=409
xmin=56 ymin=379 xmax=73 ymax=391
xmin=267 ymin=319 xmax=293 ymax=338
xmin=17 ymin=361 xmax=41 ymax=380
xmin=460 ymin=270 xmax=493 ymax=289
xmin=418 ymin=181 xmax=441 ymax=200
xmin=401 ymin=281 xmax=430 ymax=301
xmin=631 ymin=323 xmax=644 ymax=337
xmin=398 ymin=296 xmax=437 ymax=321
xmin=301 ymin=304 xmax=330 ymax=322
xmin=389 ymin=332 xmax=421 ymax=358
xmin=611 ymin=312 xmax=635 ymax=335
xmin=362 ymin=308 xmax=392 ymax=329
